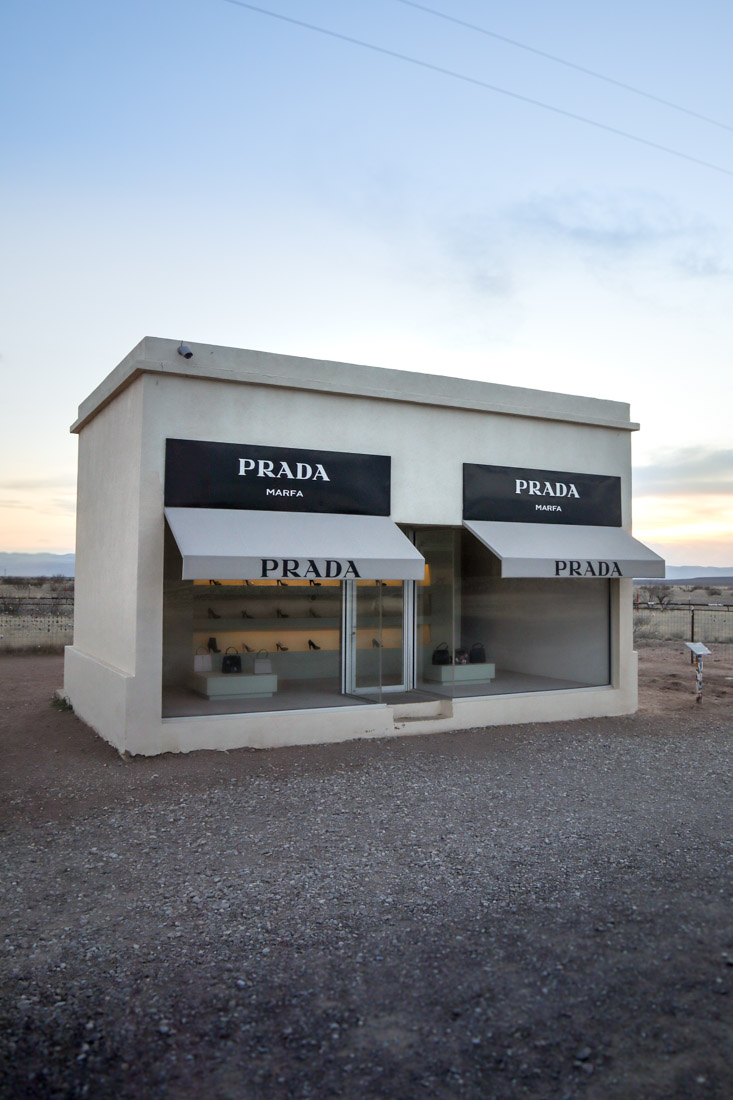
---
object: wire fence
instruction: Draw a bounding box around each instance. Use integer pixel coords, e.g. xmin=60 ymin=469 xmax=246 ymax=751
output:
xmin=634 ymin=604 xmax=733 ymax=664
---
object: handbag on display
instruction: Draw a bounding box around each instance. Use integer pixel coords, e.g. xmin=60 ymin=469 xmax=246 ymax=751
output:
xmin=194 ymin=646 xmax=212 ymax=673
xmin=455 ymin=648 xmax=469 ymax=665
xmin=432 ymin=642 xmax=451 ymax=666
xmin=253 ymin=649 xmax=273 ymax=674
xmin=221 ymin=647 xmax=242 ymax=674
xmin=469 ymin=642 xmax=486 ymax=664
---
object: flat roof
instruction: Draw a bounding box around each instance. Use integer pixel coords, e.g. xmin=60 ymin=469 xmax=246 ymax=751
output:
xmin=71 ymin=336 xmax=639 ymax=434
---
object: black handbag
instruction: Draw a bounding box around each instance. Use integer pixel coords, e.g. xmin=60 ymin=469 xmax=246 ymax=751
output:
xmin=432 ymin=642 xmax=451 ymax=666
xmin=469 ymin=642 xmax=486 ymax=664
xmin=221 ymin=646 xmax=242 ymax=674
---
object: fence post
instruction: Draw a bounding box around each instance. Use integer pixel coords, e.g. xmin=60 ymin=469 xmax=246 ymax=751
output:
xmin=690 ymin=608 xmax=695 ymax=664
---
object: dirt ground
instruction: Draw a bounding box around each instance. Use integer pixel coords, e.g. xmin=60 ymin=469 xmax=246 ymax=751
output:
xmin=1 ymin=645 xmax=732 ymax=1099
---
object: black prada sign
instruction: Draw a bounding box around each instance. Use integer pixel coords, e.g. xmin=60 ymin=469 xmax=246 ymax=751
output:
xmin=164 ymin=439 xmax=391 ymax=515
xmin=463 ymin=464 xmax=622 ymax=527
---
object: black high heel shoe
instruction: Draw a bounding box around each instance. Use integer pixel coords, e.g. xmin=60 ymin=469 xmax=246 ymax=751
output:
xmin=207 ymin=607 xmax=220 ymax=619
xmin=275 ymin=642 xmax=288 ymax=651
xmin=308 ymin=639 xmax=320 ymax=650
xmin=309 ymin=580 xmax=321 ymax=587
xmin=242 ymin=643 xmax=253 ymax=653
xmin=308 ymin=608 xmax=320 ymax=618
xmin=207 ymin=637 xmax=220 ymax=653
xmin=209 ymin=579 xmax=221 ymax=586
xmin=276 ymin=580 xmax=288 ymax=586
xmin=276 ymin=608 xmax=289 ymax=618
xmin=371 ymin=638 xmax=382 ymax=648
xmin=240 ymin=609 xmax=253 ymax=619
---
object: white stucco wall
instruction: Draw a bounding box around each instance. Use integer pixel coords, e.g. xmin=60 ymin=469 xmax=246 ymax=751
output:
xmin=64 ymin=338 xmax=644 ymax=755
xmin=71 ymin=379 xmax=144 ymax=671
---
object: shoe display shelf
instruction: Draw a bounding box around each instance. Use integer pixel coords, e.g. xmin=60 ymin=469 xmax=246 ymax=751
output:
xmin=194 ymin=639 xmax=340 ymax=681
xmin=194 ymin=615 xmax=404 ymax=681
xmin=193 ymin=616 xmax=342 ymax=632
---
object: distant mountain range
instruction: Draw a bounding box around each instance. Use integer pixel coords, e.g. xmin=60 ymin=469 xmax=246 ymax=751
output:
xmin=663 ymin=566 xmax=733 ymax=579
xmin=0 ymin=552 xmax=75 ymax=578
xmin=1 ymin=552 xmax=732 ymax=583
xmin=634 ymin=569 xmax=733 ymax=585
xmin=637 ymin=566 xmax=733 ymax=585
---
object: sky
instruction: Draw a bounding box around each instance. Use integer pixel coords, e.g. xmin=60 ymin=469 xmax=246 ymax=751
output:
xmin=2 ymin=0 xmax=732 ymax=566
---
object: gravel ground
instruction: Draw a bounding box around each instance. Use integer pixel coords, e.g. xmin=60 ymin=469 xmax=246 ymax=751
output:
xmin=1 ymin=648 xmax=732 ymax=1099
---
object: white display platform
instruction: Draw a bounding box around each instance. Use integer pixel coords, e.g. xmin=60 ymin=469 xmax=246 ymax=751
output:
xmin=192 ymin=672 xmax=278 ymax=699
xmin=423 ymin=663 xmax=495 ymax=684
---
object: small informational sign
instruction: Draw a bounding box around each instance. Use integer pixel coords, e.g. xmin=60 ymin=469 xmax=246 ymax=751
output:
xmin=463 ymin=464 xmax=622 ymax=527
xmin=164 ymin=439 xmax=391 ymax=516
xmin=685 ymin=642 xmax=711 ymax=656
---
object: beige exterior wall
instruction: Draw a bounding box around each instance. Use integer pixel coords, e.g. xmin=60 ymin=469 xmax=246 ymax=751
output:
xmin=137 ymin=373 xmax=632 ymax=528
xmin=72 ymin=379 xmax=144 ymax=673
xmin=64 ymin=337 xmax=644 ymax=755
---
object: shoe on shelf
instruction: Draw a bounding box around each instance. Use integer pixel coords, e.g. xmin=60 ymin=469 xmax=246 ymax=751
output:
xmin=207 ymin=637 xmax=221 ymax=653
xmin=308 ymin=639 xmax=321 ymax=650
xmin=275 ymin=642 xmax=288 ymax=651
xmin=207 ymin=607 xmax=221 ymax=619
xmin=371 ymin=638 xmax=382 ymax=648
xmin=276 ymin=608 xmax=289 ymax=618
xmin=242 ymin=643 xmax=253 ymax=653
xmin=309 ymin=580 xmax=321 ymax=587
xmin=276 ymin=580 xmax=288 ymax=586
xmin=240 ymin=609 xmax=253 ymax=618
xmin=308 ymin=608 xmax=320 ymax=618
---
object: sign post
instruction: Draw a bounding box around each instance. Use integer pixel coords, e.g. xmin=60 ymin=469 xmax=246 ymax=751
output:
xmin=685 ymin=642 xmax=711 ymax=704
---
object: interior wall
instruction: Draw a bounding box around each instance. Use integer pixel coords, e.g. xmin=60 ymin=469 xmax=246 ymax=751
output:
xmin=460 ymin=531 xmax=610 ymax=685
xmin=472 ymin=578 xmax=610 ymax=684
xmin=162 ymin=526 xmax=193 ymax=690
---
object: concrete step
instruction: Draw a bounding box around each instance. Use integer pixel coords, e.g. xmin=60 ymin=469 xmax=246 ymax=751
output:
xmin=391 ymin=699 xmax=453 ymax=722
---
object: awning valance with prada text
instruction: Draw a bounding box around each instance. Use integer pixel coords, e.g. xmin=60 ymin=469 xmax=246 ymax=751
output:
xmin=165 ymin=508 xmax=426 ymax=581
xmin=463 ymin=520 xmax=664 ymax=579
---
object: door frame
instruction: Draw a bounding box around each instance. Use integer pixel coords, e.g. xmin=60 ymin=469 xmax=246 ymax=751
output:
xmin=342 ymin=580 xmax=415 ymax=697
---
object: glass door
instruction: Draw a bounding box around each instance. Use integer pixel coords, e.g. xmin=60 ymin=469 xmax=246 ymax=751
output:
xmin=342 ymin=580 xmax=414 ymax=699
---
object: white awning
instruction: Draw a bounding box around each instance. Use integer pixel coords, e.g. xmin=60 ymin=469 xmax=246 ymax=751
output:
xmin=165 ymin=508 xmax=425 ymax=581
xmin=464 ymin=520 xmax=664 ymax=579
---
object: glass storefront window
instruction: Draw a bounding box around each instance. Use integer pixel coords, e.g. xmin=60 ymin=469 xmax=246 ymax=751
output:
xmin=414 ymin=526 xmax=610 ymax=698
xmin=162 ymin=574 xmax=345 ymax=717
xmin=163 ymin=527 xmax=346 ymax=716
xmin=163 ymin=524 xmax=611 ymax=718
xmin=162 ymin=528 xmax=414 ymax=716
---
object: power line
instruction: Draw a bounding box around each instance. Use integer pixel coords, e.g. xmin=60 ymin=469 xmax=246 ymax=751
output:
xmin=222 ymin=0 xmax=733 ymax=179
xmin=394 ymin=0 xmax=733 ymax=135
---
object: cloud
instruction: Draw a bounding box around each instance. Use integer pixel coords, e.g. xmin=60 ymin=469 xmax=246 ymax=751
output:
xmin=509 ymin=190 xmax=687 ymax=249
xmin=506 ymin=191 xmax=731 ymax=280
xmin=634 ymin=447 xmax=733 ymax=496
xmin=673 ymin=250 xmax=732 ymax=278
xmin=435 ymin=216 xmax=514 ymax=299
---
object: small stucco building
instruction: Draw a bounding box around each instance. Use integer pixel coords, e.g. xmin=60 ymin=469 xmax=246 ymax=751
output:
xmin=63 ymin=336 xmax=663 ymax=755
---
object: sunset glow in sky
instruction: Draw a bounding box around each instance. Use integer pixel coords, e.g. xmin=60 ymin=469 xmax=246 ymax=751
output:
xmin=2 ymin=0 xmax=732 ymax=567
